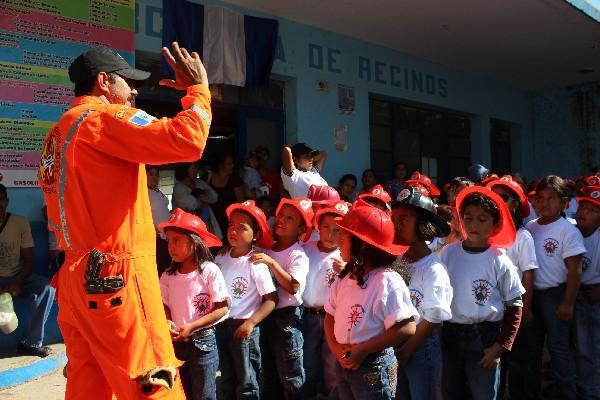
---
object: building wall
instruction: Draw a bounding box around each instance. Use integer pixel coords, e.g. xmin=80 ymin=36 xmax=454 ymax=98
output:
xmin=136 ymin=0 xmax=534 ymax=186
xmin=531 ymin=86 xmax=600 ymax=178
xmin=13 ymin=0 xmax=596 ymax=231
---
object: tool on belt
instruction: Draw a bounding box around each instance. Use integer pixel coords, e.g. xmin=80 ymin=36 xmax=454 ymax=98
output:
xmin=83 ymin=249 xmax=125 ymax=294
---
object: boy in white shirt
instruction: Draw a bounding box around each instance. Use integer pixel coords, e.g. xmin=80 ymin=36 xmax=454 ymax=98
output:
xmin=302 ymin=201 xmax=349 ymax=399
xmin=281 ymin=143 xmax=328 ymax=198
xmin=574 ymin=183 xmax=600 ymax=399
xmin=486 ymin=175 xmax=539 ymax=400
xmin=249 ymin=197 xmax=313 ymax=399
xmin=440 ymin=186 xmax=525 ymax=400
xmin=526 ymin=176 xmax=586 ymax=400
xmin=215 ymin=200 xmax=277 ymax=400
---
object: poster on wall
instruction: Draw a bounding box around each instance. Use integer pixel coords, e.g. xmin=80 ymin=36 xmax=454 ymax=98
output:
xmin=0 ymin=0 xmax=135 ymax=187
xmin=337 ymin=84 xmax=355 ymax=115
xmin=334 ymin=125 xmax=348 ymax=151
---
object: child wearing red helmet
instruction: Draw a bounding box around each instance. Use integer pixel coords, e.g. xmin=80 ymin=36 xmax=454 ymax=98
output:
xmin=574 ymin=183 xmax=600 ymax=399
xmin=525 ymin=176 xmax=586 ymax=400
xmin=158 ymin=209 xmax=231 ymax=400
xmin=486 ymin=175 xmax=539 ymax=400
xmin=324 ymin=206 xmax=418 ymax=399
xmin=214 ymin=201 xmax=278 ymax=400
xmin=307 ymin=184 xmax=341 ymax=242
xmin=302 ymin=201 xmax=350 ymax=399
xmin=439 ymin=187 xmax=525 ymax=400
xmin=358 ymin=184 xmax=391 ymax=210
xmin=249 ymin=197 xmax=313 ymax=398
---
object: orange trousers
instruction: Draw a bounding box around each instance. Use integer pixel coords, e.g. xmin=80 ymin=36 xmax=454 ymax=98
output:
xmin=57 ymin=251 xmax=185 ymax=400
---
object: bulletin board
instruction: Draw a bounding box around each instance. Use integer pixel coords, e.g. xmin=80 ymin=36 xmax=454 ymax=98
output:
xmin=0 ymin=0 xmax=135 ymax=187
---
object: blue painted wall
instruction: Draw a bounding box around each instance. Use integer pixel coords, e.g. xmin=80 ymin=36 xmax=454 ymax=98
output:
xmin=136 ymin=0 xmax=534 ymax=186
xmin=531 ymin=86 xmax=600 ymax=177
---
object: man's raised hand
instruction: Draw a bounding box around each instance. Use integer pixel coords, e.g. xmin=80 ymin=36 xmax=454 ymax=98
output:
xmin=159 ymin=42 xmax=208 ymax=90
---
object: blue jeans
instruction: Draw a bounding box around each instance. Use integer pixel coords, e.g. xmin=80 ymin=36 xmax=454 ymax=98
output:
xmin=302 ymin=309 xmax=338 ymax=399
xmin=0 ymin=273 xmax=55 ymax=348
xmin=576 ymin=291 xmax=600 ymax=400
xmin=396 ymin=331 xmax=441 ymax=400
xmin=507 ymin=323 xmax=537 ymax=400
xmin=173 ymin=328 xmax=219 ymax=400
xmin=441 ymin=322 xmax=501 ymax=400
xmin=260 ymin=306 xmax=305 ymax=400
xmin=530 ymin=285 xmax=577 ymax=400
xmin=216 ymin=319 xmax=261 ymax=400
xmin=336 ymin=347 xmax=397 ymax=400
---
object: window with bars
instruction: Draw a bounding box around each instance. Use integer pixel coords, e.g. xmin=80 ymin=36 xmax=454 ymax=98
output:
xmin=369 ymin=96 xmax=471 ymax=185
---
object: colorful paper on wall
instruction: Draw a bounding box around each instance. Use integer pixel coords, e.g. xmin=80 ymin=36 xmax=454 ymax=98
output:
xmin=0 ymin=1 xmax=135 ymax=187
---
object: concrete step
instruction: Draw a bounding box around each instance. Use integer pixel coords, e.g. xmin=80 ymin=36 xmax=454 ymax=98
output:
xmin=0 ymin=344 xmax=66 ymax=390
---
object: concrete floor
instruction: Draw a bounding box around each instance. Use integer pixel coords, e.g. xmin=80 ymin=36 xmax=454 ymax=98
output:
xmin=0 ymin=368 xmax=66 ymax=400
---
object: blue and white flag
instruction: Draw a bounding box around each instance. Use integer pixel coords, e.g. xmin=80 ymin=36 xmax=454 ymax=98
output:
xmin=162 ymin=0 xmax=278 ymax=87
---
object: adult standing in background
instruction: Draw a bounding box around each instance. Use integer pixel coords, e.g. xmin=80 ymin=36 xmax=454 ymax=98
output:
xmin=146 ymin=165 xmax=172 ymax=275
xmin=172 ymin=161 xmax=221 ymax=238
xmin=337 ymin=173 xmax=357 ymax=203
xmin=256 ymin=145 xmax=281 ymax=197
xmin=204 ymin=154 xmax=245 ymax=237
xmin=38 ymin=42 xmax=212 ymax=399
xmin=386 ymin=161 xmax=408 ymax=199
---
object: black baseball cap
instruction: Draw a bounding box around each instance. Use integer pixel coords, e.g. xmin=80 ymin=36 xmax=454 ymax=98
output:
xmin=68 ymin=47 xmax=150 ymax=85
xmin=291 ymin=143 xmax=320 ymax=158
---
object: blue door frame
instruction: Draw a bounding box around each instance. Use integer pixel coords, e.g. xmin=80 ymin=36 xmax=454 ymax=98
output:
xmin=213 ymin=102 xmax=286 ymax=160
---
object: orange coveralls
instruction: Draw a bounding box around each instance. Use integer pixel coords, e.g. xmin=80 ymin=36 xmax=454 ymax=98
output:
xmin=38 ymin=84 xmax=212 ymax=399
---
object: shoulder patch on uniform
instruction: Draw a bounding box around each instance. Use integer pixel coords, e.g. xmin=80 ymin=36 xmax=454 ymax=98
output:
xmin=115 ymin=106 xmax=128 ymax=119
xmin=128 ymin=110 xmax=156 ymax=126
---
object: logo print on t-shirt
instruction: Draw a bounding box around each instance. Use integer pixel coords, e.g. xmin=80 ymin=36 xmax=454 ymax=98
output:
xmin=582 ymin=256 xmax=591 ymax=271
xmin=472 ymin=279 xmax=493 ymax=306
xmin=325 ymin=268 xmax=336 ymax=287
xmin=347 ymin=304 xmax=365 ymax=330
xmin=543 ymin=238 xmax=559 ymax=256
xmin=231 ymin=277 xmax=249 ymax=299
xmin=193 ymin=293 xmax=211 ymax=316
xmin=410 ymin=289 xmax=423 ymax=309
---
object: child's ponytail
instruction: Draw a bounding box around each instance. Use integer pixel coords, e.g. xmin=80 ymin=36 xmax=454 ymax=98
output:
xmin=338 ymin=236 xmax=396 ymax=288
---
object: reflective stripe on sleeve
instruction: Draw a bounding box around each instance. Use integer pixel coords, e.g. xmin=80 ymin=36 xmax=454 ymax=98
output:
xmin=188 ymin=104 xmax=211 ymax=127
xmin=58 ymin=111 xmax=91 ymax=250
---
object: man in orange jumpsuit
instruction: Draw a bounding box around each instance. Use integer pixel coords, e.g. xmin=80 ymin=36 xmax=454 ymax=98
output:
xmin=38 ymin=42 xmax=211 ymax=399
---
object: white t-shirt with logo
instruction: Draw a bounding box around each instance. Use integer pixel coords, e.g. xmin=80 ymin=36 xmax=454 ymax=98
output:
xmin=405 ymin=253 xmax=453 ymax=324
xmin=160 ymin=261 xmax=231 ymax=332
xmin=215 ymin=249 xmax=277 ymax=319
xmin=526 ymin=218 xmax=587 ymax=289
xmin=439 ymin=243 xmax=525 ymax=324
xmin=266 ymin=242 xmax=309 ymax=309
xmin=302 ymin=240 xmax=340 ymax=308
xmin=281 ymin=167 xmax=328 ymax=198
xmin=581 ymin=228 xmax=600 ymax=285
xmin=566 ymin=198 xmax=578 ymax=219
xmin=325 ymin=268 xmax=418 ymax=345
xmin=505 ymin=227 xmax=539 ymax=280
